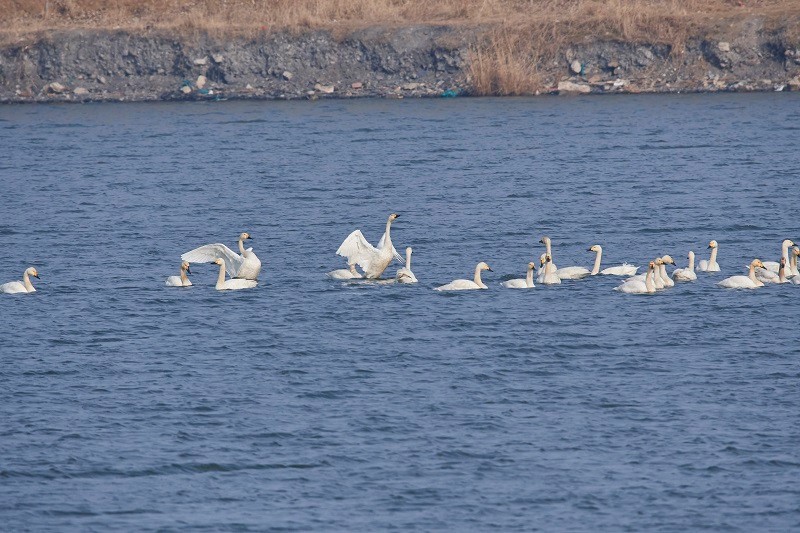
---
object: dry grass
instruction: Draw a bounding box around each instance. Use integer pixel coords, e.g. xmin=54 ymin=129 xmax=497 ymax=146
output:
xmin=1 ymin=1 xmax=797 ymax=94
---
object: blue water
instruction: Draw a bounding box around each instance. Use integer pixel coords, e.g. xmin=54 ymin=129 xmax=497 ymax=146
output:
xmin=1 ymin=94 xmax=799 ymax=531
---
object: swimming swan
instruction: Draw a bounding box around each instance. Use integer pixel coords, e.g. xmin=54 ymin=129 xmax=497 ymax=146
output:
xmin=166 ymin=261 xmax=192 ymax=287
xmin=718 ymin=259 xmax=765 ymax=289
xmin=182 ymin=232 xmax=261 ymax=280
xmin=672 ymin=251 xmax=697 ymax=282
xmin=336 ymin=213 xmax=403 ymax=279
xmin=1 ymin=267 xmax=39 ymax=294
xmin=763 ymin=239 xmax=795 ymax=273
xmin=697 ymin=240 xmax=720 ymax=272
xmin=587 ymin=245 xmax=638 ymax=276
xmin=614 ymin=261 xmax=656 ymax=294
xmin=435 ymin=262 xmax=492 ymax=291
xmin=395 ymin=247 xmax=418 ymax=284
xmin=540 ymin=255 xmax=561 ymax=285
xmin=502 ymin=262 xmax=536 ymax=289
xmin=327 ymin=264 xmax=363 ymax=280
xmin=627 ymin=257 xmax=668 ymax=289
xmin=213 ymin=258 xmax=257 ymax=291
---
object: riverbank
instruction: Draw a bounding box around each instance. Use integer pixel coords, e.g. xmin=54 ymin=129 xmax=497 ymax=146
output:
xmin=1 ymin=5 xmax=799 ymax=103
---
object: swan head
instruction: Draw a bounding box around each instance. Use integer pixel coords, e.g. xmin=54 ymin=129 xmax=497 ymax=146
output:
xmin=661 ymin=255 xmax=676 ymax=265
xmin=648 ymin=261 xmax=656 ymax=271
xmin=751 ymin=259 xmax=765 ymax=269
xmin=544 ymin=254 xmax=553 ymax=263
xmin=477 ymin=261 xmax=493 ymax=272
xmin=588 ymin=245 xmax=602 ymax=253
xmin=708 ymin=240 xmax=718 ymax=249
xmin=181 ymin=261 xmax=191 ymax=274
xmin=539 ymin=236 xmax=550 ymax=246
xmin=239 ymin=232 xmax=252 ymax=241
xmin=25 ymin=267 xmax=39 ymax=278
xmin=388 ymin=213 xmax=399 ymax=222
xmin=213 ymin=258 xmax=225 ymax=266
xmin=654 ymin=258 xmax=664 ymax=266
xmin=527 ymin=261 xmax=536 ymax=271
xmin=794 ymin=246 xmax=800 ymax=256
xmin=539 ymin=253 xmax=546 ymax=266
xmin=406 ymin=247 xmax=412 ymax=255
xmin=782 ymin=239 xmax=794 ymax=247
xmin=688 ymin=251 xmax=695 ymax=259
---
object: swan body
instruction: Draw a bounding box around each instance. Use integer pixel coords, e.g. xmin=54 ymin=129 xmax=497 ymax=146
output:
xmin=336 ymin=213 xmax=402 ymax=279
xmin=435 ymin=262 xmax=492 ymax=291
xmin=182 ymin=232 xmax=261 ymax=280
xmin=718 ymin=259 xmax=765 ymax=289
xmin=1 ymin=267 xmax=39 ymax=294
xmin=502 ymin=262 xmax=536 ymax=289
xmin=540 ymin=255 xmax=561 ymax=285
xmin=672 ymin=251 xmax=697 ymax=282
xmin=755 ymin=267 xmax=780 ymax=284
xmin=327 ymin=264 xmax=363 ymax=280
xmin=213 ymin=258 xmax=257 ymax=291
xmin=588 ymin=245 xmax=638 ymax=276
xmin=555 ymin=266 xmax=591 ymax=280
xmin=763 ymin=240 xmax=795 ymax=273
xmin=165 ymin=261 xmax=192 ymax=287
xmin=614 ymin=261 xmax=656 ymax=294
xmin=395 ymin=247 xmax=418 ymax=284
xmin=697 ymin=240 xmax=720 ymax=272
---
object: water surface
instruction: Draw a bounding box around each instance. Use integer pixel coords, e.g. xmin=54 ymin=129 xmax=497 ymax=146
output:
xmin=1 ymin=94 xmax=799 ymax=531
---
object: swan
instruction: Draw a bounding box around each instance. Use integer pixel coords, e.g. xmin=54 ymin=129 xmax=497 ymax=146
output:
xmin=182 ymin=232 xmax=261 ymax=280
xmin=501 ymin=262 xmax=536 ymax=289
xmin=626 ymin=258 xmax=667 ymax=289
xmin=718 ymin=259 xmax=765 ymax=289
xmin=754 ymin=264 xmax=780 ymax=284
xmin=587 ymin=245 xmax=638 ymax=276
xmin=336 ymin=213 xmax=403 ymax=279
xmin=165 ymin=261 xmax=192 ymax=287
xmin=614 ymin=261 xmax=656 ymax=294
xmin=1 ymin=267 xmax=40 ymax=294
xmin=327 ymin=264 xmax=363 ymax=280
xmin=540 ymin=255 xmax=561 ymax=285
xmin=435 ymin=262 xmax=492 ymax=291
xmin=659 ymin=255 xmax=676 ymax=287
xmin=697 ymin=240 xmax=720 ymax=272
xmin=776 ymin=258 xmax=789 ymax=284
xmin=213 ymin=258 xmax=257 ymax=291
xmin=672 ymin=251 xmax=697 ymax=282
xmin=763 ymin=239 xmax=795 ymax=273
xmin=395 ymin=247 xmax=418 ymax=284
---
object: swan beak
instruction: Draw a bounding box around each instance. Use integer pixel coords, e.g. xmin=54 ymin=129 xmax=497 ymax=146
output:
xmin=186 ymin=266 xmax=192 ymax=274
xmin=33 ymin=274 xmax=40 ymax=279
xmin=488 ymin=268 xmax=493 ymax=272
xmin=707 ymin=244 xmax=712 ymax=249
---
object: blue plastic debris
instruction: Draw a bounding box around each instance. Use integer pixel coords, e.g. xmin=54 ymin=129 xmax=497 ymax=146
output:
xmin=441 ymin=89 xmax=459 ymax=98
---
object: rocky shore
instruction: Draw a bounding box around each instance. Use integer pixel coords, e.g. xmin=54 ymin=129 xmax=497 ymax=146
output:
xmin=1 ymin=20 xmax=799 ymax=103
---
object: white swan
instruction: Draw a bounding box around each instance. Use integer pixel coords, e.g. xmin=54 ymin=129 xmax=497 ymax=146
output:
xmin=182 ymin=232 xmax=261 ymax=280
xmin=395 ymin=247 xmax=418 ymax=284
xmin=327 ymin=264 xmax=363 ymax=280
xmin=776 ymin=258 xmax=790 ymax=284
xmin=614 ymin=261 xmax=656 ymax=294
xmin=754 ymin=264 xmax=780 ymax=284
xmin=336 ymin=213 xmax=403 ymax=279
xmin=501 ymin=262 xmax=536 ymax=289
xmin=672 ymin=251 xmax=697 ymax=282
xmin=626 ymin=258 xmax=667 ymax=289
xmin=540 ymin=255 xmax=561 ymax=285
xmin=213 ymin=258 xmax=257 ymax=291
xmin=587 ymin=245 xmax=638 ymax=276
xmin=659 ymin=255 xmax=676 ymax=287
xmin=165 ymin=261 xmax=192 ymax=287
xmin=763 ymin=239 xmax=795 ymax=273
xmin=718 ymin=259 xmax=765 ymax=289
xmin=697 ymin=240 xmax=720 ymax=272
xmin=435 ymin=262 xmax=492 ymax=291
xmin=1 ymin=266 xmax=39 ymax=294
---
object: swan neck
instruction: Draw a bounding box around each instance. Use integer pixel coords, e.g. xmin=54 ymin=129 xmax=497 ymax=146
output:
xmin=23 ymin=270 xmax=34 ymax=291
xmin=688 ymin=253 xmax=695 ymax=272
xmin=782 ymin=242 xmax=790 ymax=263
xmin=526 ymin=267 xmax=534 ymax=287
xmin=180 ymin=268 xmax=189 ymax=284
xmin=709 ymin=247 xmax=718 ymax=265
xmin=645 ymin=268 xmax=655 ymax=292
xmin=384 ymin=218 xmax=393 ymax=244
xmin=405 ymin=250 xmax=411 ymax=270
xmin=792 ymin=254 xmax=798 ymax=275
xmin=748 ymin=264 xmax=757 ymax=283
xmin=545 ymin=240 xmax=552 ymax=257
xmin=660 ymin=264 xmax=669 ymax=283
xmin=591 ymin=248 xmax=602 ymax=275
xmin=473 ymin=265 xmax=483 ymax=286
xmin=216 ymin=262 xmax=226 ymax=289
xmin=779 ymin=264 xmax=787 ymax=283
xmin=238 ymin=238 xmax=246 ymax=255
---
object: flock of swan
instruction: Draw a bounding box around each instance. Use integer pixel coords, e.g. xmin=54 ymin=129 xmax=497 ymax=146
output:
xmin=2 ymin=214 xmax=799 ymax=295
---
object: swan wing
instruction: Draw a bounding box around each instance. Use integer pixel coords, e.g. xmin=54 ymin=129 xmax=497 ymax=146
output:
xmin=0 ymin=281 xmax=27 ymax=294
xmin=501 ymin=279 xmax=529 ymax=289
xmin=181 ymin=243 xmax=243 ymax=277
xmin=601 ymin=264 xmax=638 ymax=276
xmin=556 ymin=266 xmax=590 ymax=279
xmin=377 ymin=232 xmax=404 ymax=263
xmin=336 ymin=230 xmax=382 ymax=271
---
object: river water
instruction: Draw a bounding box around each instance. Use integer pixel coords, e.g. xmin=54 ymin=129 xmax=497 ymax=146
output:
xmin=1 ymin=94 xmax=799 ymax=531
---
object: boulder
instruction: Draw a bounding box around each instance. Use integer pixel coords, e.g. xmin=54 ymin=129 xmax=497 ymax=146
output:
xmin=718 ymin=42 xmax=731 ymax=52
xmin=47 ymin=82 xmax=67 ymax=94
xmin=402 ymin=82 xmax=422 ymax=90
xmin=557 ymin=81 xmax=591 ymax=95
xmin=212 ymin=54 xmax=224 ymax=64
xmin=196 ymin=75 xmax=207 ymax=89
xmin=351 ymin=82 xmax=363 ymax=89
xmin=314 ymin=83 xmax=335 ymax=94
xmin=282 ymin=71 xmax=293 ymax=81
xmin=570 ymin=60 xmax=582 ymax=74
xmin=193 ymin=57 xmax=208 ymax=66
xmin=180 ymin=85 xmax=192 ymax=94
xmin=73 ymin=87 xmax=89 ymax=95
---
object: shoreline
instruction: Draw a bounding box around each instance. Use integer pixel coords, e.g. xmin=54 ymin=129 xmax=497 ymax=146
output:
xmin=1 ymin=23 xmax=799 ymax=104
